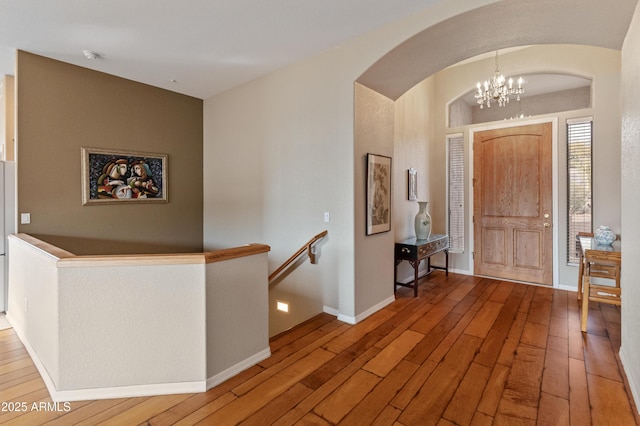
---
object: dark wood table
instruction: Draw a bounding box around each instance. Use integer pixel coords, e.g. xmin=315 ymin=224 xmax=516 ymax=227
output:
xmin=394 ymin=234 xmax=449 ymax=297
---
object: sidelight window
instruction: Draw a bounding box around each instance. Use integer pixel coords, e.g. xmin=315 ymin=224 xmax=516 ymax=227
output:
xmin=447 ymin=134 xmax=465 ymax=253
xmin=567 ymin=118 xmax=593 ymax=263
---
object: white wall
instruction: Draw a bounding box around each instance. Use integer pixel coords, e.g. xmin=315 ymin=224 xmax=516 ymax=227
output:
xmin=620 ymin=3 xmax=640 ymax=411
xmin=57 ymin=263 xmax=206 ymax=391
xmin=6 ymin=236 xmax=61 ymax=386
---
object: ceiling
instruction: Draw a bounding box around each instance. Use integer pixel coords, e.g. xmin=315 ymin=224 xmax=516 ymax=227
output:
xmin=1 ymin=1 xmax=636 ymax=101
xmin=358 ymin=0 xmax=638 ymax=100
xmin=0 ymin=0 xmax=446 ymax=99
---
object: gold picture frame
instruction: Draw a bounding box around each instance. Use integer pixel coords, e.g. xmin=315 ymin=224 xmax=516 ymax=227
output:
xmin=81 ymin=147 xmax=168 ymax=205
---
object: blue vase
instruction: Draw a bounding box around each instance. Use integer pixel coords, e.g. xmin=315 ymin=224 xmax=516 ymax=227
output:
xmin=594 ymin=225 xmax=616 ymax=245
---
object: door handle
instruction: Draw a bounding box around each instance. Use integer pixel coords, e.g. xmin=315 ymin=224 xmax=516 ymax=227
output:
xmin=544 ymin=223 xmax=551 ymax=228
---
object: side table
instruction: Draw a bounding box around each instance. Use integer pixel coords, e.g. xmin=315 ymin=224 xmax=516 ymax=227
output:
xmin=394 ymin=235 xmax=449 ymax=297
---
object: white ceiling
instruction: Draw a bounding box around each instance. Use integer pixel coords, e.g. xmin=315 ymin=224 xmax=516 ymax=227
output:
xmin=0 ymin=0 xmax=446 ymax=99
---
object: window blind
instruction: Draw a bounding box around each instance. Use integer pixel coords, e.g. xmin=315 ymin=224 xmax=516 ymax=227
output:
xmin=567 ymin=118 xmax=593 ymax=263
xmin=447 ymin=135 xmax=465 ymax=253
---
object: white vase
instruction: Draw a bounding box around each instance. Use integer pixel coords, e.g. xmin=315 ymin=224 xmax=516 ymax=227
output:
xmin=414 ymin=201 xmax=432 ymax=240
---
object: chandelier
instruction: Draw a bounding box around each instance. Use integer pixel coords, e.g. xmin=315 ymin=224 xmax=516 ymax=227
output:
xmin=475 ymin=51 xmax=524 ymax=109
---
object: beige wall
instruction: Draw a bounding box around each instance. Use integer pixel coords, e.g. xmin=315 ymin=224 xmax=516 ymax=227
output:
xmin=202 ymin=1 xmax=633 ymax=335
xmin=354 ymin=83 xmax=396 ymax=316
xmin=203 ymin=49 xmax=351 ymax=333
xmin=621 ymin=2 xmax=640 ymax=410
xmin=430 ymin=45 xmax=621 ymax=288
xmin=392 ymin=76 xmax=447 ymax=282
xmin=16 ymin=52 xmax=203 ymax=254
xmin=202 ymin=0 xmax=498 ymax=334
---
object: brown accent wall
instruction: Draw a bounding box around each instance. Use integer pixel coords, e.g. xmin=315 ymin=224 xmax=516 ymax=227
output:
xmin=16 ymin=51 xmax=203 ymax=254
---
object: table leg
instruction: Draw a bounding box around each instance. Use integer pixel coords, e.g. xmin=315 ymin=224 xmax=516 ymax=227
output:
xmin=445 ymin=250 xmax=449 ymax=276
xmin=394 ymin=259 xmax=401 ymax=295
xmin=414 ymin=259 xmax=419 ymax=297
xmin=577 ymin=254 xmax=584 ymax=301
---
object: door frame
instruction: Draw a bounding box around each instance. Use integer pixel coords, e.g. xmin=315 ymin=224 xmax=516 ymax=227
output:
xmin=468 ymin=117 xmax=559 ymax=287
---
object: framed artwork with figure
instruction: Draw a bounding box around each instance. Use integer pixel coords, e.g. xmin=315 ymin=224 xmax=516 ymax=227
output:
xmin=81 ymin=147 xmax=168 ymax=205
xmin=366 ymin=153 xmax=391 ymax=235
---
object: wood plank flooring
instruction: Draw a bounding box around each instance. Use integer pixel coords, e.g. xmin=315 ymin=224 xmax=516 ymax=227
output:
xmin=1 ymin=272 xmax=639 ymax=425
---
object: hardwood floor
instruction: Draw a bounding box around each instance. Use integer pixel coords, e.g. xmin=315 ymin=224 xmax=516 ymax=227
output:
xmin=1 ymin=272 xmax=639 ymax=425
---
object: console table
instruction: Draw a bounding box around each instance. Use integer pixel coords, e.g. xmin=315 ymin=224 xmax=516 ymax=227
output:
xmin=394 ymin=234 xmax=449 ymax=297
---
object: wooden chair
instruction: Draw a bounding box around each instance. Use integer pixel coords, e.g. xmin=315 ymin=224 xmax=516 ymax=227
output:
xmin=576 ymin=232 xmax=594 ymax=301
xmin=580 ymin=249 xmax=621 ymax=332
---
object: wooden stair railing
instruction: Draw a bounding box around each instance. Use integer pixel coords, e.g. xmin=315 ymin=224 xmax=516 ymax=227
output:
xmin=268 ymin=230 xmax=328 ymax=283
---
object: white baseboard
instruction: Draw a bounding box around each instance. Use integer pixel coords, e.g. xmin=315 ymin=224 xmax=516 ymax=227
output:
xmin=556 ymin=283 xmax=577 ymax=292
xmin=448 ymin=268 xmax=471 ymax=275
xmin=7 ymin=312 xmax=272 ymax=402
xmin=323 ymin=305 xmax=339 ymax=317
xmin=336 ymin=295 xmax=396 ymax=325
xmin=206 ymin=347 xmax=271 ymax=390
xmin=619 ymin=346 xmax=640 ymax=415
xmin=54 ymin=381 xmax=207 ymax=402
xmin=337 ymin=312 xmax=357 ymax=324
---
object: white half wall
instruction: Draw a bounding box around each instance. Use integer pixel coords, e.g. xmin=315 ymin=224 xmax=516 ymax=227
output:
xmin=6 ymin=234 xmax=271 ymax=401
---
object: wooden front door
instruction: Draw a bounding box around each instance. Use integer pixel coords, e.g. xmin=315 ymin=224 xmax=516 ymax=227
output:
xmin=473 ymin=123 xmax=553 ymax=285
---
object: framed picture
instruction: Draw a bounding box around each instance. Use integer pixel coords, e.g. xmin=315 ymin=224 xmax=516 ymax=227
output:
xmin=408 ymin=168 xmax=417 ymax=201
xmin=366 ymin=153 xmax=392 ymax=235
xmin=81 ymin=147 xmax=168 ymax=205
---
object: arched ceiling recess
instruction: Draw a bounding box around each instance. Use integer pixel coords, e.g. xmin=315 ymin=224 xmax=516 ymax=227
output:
xmin=357 ymin=0 xmax=638 ymax=101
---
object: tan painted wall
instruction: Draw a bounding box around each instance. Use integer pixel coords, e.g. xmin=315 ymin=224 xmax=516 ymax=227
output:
xmin=1 ymin=75 xmax=15 ymax=160
xmin=16 ymin=52 xmax=203 ymax=254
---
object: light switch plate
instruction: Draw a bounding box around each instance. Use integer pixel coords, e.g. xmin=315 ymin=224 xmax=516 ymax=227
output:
xmin=20 ymin=213 xmax=31 ymax=224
